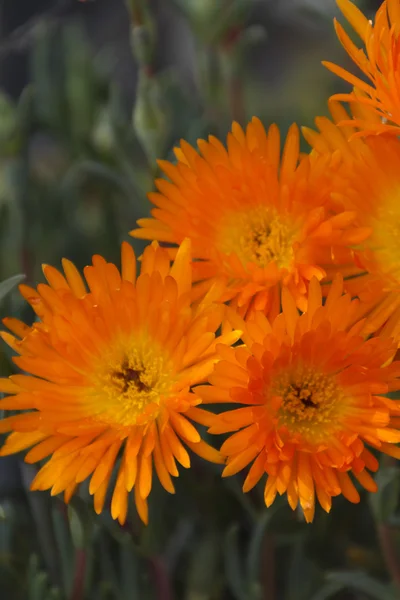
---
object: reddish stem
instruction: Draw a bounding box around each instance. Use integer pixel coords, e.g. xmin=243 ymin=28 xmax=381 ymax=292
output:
xmin=69 ymin=549 xmax=87 ymax=600
xmin=221 ymin=26 xmax=241 ymax=50
xmin=127 ymin=0 xmax=144 ymax=26
xmin=227 ymin=70 xmax=246 ymax=125
xmin=261 ymin=535 xmax=276 ymax=600
xmin=149 ymin=556 xmax=172 ymax=600
xmin=221 ymin=25 xmax=246 ymax=125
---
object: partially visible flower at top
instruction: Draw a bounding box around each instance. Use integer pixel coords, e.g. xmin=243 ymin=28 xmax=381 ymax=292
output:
xmin=131 ymin=118 xmax=370 ymax=320
xmin=196 ymin=276 xmax=400 ymax=522
xmin=303 ymin=101 xmax=400 ymax=340
xmin=323 ymin=0 xmax=400 ymax=136
xmin=0 ymin=240 xmax=240 ymax=525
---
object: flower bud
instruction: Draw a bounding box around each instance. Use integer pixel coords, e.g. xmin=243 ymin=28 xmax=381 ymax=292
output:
xmin=132 ymin=71 xmax=168 ymax=164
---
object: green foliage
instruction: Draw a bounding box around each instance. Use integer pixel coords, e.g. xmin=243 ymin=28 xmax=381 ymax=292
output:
xmin=0 ymin=274 xmax=25 ymax=305
xmin=27 ymin=555 xmax=62 ymax=600
xmin=314 ymin=571 xmax=397 ymax=600
xmin=0 ymin=1 xmax=399 ymax=599
xmin=370 ymin=466 xmax=400 ymax=524
xmin=171 ymin=0 xmax=249 ymax=45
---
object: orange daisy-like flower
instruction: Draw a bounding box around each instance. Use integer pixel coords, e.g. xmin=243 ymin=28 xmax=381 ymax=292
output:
xmin=196 ymin=277 xmax=400 ymax=522
xmin=324 ymin=0 xmax=400 ymax=136
xmin=131 ymin=118 xmax=369 ymax=320
xmin=303 ymin=101 xmax=400 ymax=338
xmin=0 ymin=240 xmax=239 ymax=524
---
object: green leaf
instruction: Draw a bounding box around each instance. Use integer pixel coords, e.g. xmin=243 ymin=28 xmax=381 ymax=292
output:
xmin=370 ymin=466 xmax=400 ymax=523
xmin=63 ymin=25 xmax=96 ymax=147
xmin=30 ymin=572 xmax=49 ymax=600
xmin=96 ymin=512 xmax=132 ymax=546
xmin=27 ymin=554 xmax=40 ymax=582
xmin=246 ymin=506 xmax=279 ymax=599
xmin=98 ymin=532 xmax=120 ymax=595
xmin=285 ymin=540 xmax=320 ymax=600
xmin=68 ymin=497 xmax=93 ymax=550
xmin=309 ymin=581 xmax=346 ymax=600
xmin=172 ymin=0 xmax=249 ymax=44
xmin=120 ymin=542 xmax=141 ymax=600
xmin=0 ymin=274 xmax=25 ymax=304
xmin=46 ymin=589 xmax=62 ymax=600
xmin=324 ymin=571 xmax=396 ymax=600
xmin=222 ymin=477 xmax=258 ymax=522
xmin=224 ymin=524 xmax=247 ymax=600
xmin=21 ymin=465 xmax=62 ymax=590
xmin=0 ymin=93 xmax=17 ymax=140
xmin=61 ymin=160 xmax=135 ymax=200
xmin=16 ymin=84 xmax=35 ymax=137
xmin=132 ymin=71 xmax=168 ymax=165
xmin=0 ymin=93 xmax=20 ymax=155
xmin=297 ymin=4 xmax=336 ymax=24
xmin=130 ymin=21 xmax=156 ymax=68
xmin=26 ymin=555 xmax=62 ymax=600
xmin=30 ymin=24 xmax=61 ymax=129
xmin=185 ymin=531 xmax=220 ymax=600
xmin=51 ymin=505 xmax=73 ymax=597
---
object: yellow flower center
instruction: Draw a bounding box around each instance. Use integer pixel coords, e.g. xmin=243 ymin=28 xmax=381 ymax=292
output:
xmin=270 ymin=366 xmax=346 ymax=443
xmin=92 ymin=337 xmax=173 ymax=427
xmin=219 ymin=206 xmax=297 ymax=270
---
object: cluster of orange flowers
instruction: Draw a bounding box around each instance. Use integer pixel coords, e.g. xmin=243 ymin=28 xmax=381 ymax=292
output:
xmin=1 ymin=0 xmax=400 ymax=525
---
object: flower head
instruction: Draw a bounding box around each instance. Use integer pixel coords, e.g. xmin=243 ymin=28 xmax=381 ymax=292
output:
xmin=131 ymin=118 xmax=369 ymax=320
xmin=324 ymin=0 xmax=400 ymax=136
xmin=196 ymin=277 xmax=400 ymax=522
xmin=0 ymin=240 xmax=239 ymax=524
xmin=303 ymin=102 xmax=400 ymax=338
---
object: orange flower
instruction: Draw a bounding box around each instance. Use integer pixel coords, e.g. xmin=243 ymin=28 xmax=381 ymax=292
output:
xmin=196 ymin=277 xmax=400 ymax=522
xmin=131 ymin=118 xmax=369 ymax=320
xmin=324 ymin=0 xmax=400 ymax=136
xmin=303 ymin=101 xmax=400 ymax=339
xmin=0 ymin=240 xmax=240 ymax=524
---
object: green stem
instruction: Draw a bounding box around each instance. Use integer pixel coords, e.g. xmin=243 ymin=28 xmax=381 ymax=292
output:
xmin=20 ymin=464 xmax=62 ymax=589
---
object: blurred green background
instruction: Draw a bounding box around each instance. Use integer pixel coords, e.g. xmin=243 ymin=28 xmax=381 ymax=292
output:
xmin=2 ymin=1 xmax=399 ymax=599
